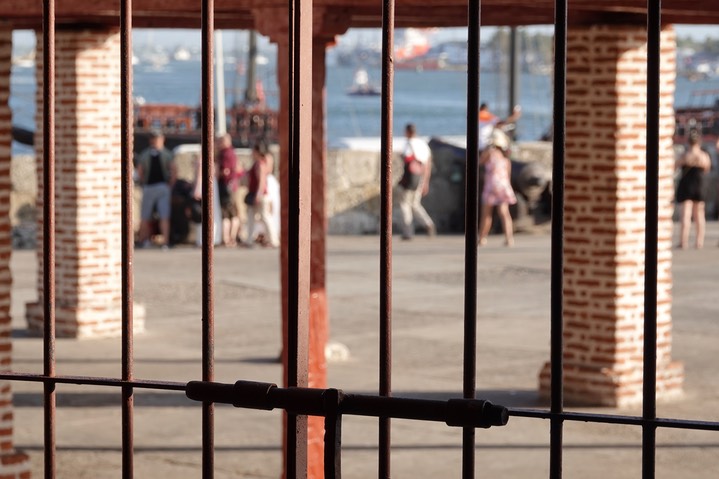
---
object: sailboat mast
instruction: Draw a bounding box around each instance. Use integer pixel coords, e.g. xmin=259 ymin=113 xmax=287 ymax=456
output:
xmin=216 ymin=30 xmax=227 ymax=135
xmin=508 ymin=27 xmax=520 ymax=119
xmin=245 ymin=30 xmax=258 ymax=104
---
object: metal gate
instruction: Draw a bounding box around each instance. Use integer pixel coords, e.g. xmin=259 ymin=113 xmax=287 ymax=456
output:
xmin=2 ymin=0 xmax=719 ymax=478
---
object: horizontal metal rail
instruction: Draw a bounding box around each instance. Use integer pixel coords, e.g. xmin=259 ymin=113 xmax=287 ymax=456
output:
xmin=3 ymin=373 xmax=716 ymax=433
xmin=511 ymin=408 xmax=719 ymax=432
xmin=0 ymin=373 xmax=185 ymax=391
xmin=186 ymin=380 xmax=509 ymax=429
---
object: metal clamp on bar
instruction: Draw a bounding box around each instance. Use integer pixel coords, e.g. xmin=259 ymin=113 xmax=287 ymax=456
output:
xmin=187 ymin=380 xmax=509 ymax=429
xmin=186 ymin=380 xmax=276 ymax=411
xmin=445 ymin=398 xmax=509 ymax=429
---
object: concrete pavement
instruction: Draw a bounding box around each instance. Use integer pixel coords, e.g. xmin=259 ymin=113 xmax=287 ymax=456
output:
xmin=7 ymin=223 xmax=719 ymax=478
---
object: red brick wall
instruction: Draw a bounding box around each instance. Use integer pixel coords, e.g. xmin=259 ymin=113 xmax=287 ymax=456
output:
xmin=28 ymin=28 xmax=142 ymax=337
xmin=0 ymin=25 xmax=31 ymax=479
xmin=540 ymin=25 xmax=683 ymax=406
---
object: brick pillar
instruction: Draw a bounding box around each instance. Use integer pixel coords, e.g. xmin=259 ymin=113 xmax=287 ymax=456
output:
xmin=26 ymin=28 xmax=144 ymax=338
xmin=539 ymin=25 xmax=683 ymax=407
xmin=0 ymin=24 xmax=32 ymax=478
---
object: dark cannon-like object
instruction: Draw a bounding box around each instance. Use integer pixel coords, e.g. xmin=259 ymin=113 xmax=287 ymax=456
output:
xmin=424 ymin=137 xmax=552 ymax=234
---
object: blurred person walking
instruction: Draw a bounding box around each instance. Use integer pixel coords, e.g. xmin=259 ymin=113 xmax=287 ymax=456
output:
xmin=135 ymin=130 xmax=176 ymax=249
xmin=244 ymin=141 xmax=280 ymax=248
xmin=479 ymin=128 xmax=517 ymax=247
xmin=398 ymin=123 xmax=436 ymax=240
xmin=216 ymin=133 xmax=244 ymax=246
xmin=676 ymin=130 xmax=711 ymax=249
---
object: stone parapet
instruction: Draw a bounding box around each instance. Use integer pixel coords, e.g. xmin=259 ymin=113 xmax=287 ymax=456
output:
xmin=10 ymin=141 xmax=553 ymax=241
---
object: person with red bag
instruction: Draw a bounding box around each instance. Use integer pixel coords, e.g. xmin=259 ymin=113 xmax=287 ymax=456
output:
xmin=398 ymin=123 xmax=436 ymax=240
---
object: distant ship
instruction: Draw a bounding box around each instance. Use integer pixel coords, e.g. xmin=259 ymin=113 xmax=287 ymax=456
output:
xmin=346 ymin=68 xmax=381 ymax=97
xmin=395 ymin=41 xmax=469 ymax=72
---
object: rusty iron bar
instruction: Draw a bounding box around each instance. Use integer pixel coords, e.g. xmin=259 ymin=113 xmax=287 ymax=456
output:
xmin=510 ymin=408 xmax=719 ymax=432
xmin=463 ymin=1 xmax=481 ymax=477
xmin=378 ymin=0 xmax=394 ymax=477
xmin=0 ymin=373 xmax=186 ymax=391
xmin=643 ymin=2 xmax=662 ymax=478
xmin=550 ymin=0 xmax=568 ymax=477
xmin=201 ymin=0 xmax=216 ymax=477
xmin=323 ymin=388 xmax=343 ymax=478
xmin=41 ymin=1 xmax=57 ymax=478
xmin=120 ymin=1 xmax=135 ymax=477
xmin=286 ymin=1 xmax=301 ymax=475
xmin=285 ymin=0 xmax=312 ymax=477
xmin=186 ymin=381 xmax=509 ymax=429
xmin=4 ymin=370 xmax=715 ymax=432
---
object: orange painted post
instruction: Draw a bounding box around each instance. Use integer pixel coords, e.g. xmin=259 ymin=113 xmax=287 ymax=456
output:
xmin=273 ymin=30 xmax=336 ymax=479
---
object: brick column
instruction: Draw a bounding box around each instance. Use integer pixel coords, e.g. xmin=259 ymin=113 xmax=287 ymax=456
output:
xmin=26 ymin=28 xmax=144 ymax=338
xmin=0 ymin=24 xmax=32 ymax=478
xmin=539 ymin=25 xmax=683 ymax=407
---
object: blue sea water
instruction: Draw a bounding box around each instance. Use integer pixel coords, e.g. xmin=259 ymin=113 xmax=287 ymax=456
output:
xmin=9 ymin=59 xmax=719 ymax=154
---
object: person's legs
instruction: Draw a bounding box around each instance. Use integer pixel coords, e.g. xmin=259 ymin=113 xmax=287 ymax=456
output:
xmin=155 ymin=183 xmax=172 ymax=247
xmin=259 ymin=196 xmax=279 ymax=247
xmin=137 ymin=221 xmax=150 ymax=244
xmin=398 ymin=187 xmax=414 ymax=239
xmin=232 ymin=189 xmax=246 ymax=243
xmin=679 ymin=201 xmax=691 ymax=249
xmin=159 ymin=219 xmax=170 ymax=247
xmin=479 ymin=203 xmax=493 ymax=245
xmin=222 ymin=218 xmax=233 ymax=246
xmin=244 ymin=205 xmax=257 ymax=245
xmin=230 ymin=216 xmax=241 ymax=245
xmin=412 ymin=190 xmax=435 ymax=236
xmin=138 ymin=184 xmax=158 ymax=245
xmin=694 ymin=201 xmax=706 ymax=249
xmin=497 ymin=202 xmax=514 ymax=246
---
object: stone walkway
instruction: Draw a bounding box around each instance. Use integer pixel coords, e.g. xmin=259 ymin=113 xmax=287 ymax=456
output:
xmin=7 ymin=224 xmax=719 ymax=478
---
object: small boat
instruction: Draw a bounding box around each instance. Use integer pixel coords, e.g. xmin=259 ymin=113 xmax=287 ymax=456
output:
xmin=346 ymin=68 xmax=381 ymax=97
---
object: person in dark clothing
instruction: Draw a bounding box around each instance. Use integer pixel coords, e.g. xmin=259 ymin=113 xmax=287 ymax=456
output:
xmin=676 ymin=129 xmax=711 ymax=249
xmin=135 ymin=130 xmax=176 ymax=248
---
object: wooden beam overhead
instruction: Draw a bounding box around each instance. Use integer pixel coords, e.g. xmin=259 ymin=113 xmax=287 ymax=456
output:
xmin=2 ymin=0 xmax=719 ymax=30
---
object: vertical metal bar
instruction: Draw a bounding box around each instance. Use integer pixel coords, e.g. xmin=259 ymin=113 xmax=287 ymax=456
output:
xmin=643 ymin=1 xmax=661 ymax=477
xmin=550 ymin=1 xmax=568 ymax=477
xmin=378 ymin=0 xmax=394 ymax=477
xmin=323 ymin=413 xmax=342 ymax=479
xmin=120 ymin=1 xmax=135 ymax=477
xmin=286 ymin=1 xmax=298 ymax=473
xmin=463 ymin=1 xmax=480 ymax=477
xmin=41 ymin=1 xmax=57 ymax=478
xmin=201 ymin=0 xmax=215 ymax=477
xmin=286 ymin=0 xmax=312 ymax=477
xmin=323 ymin=389 xmax=343 ymax=479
